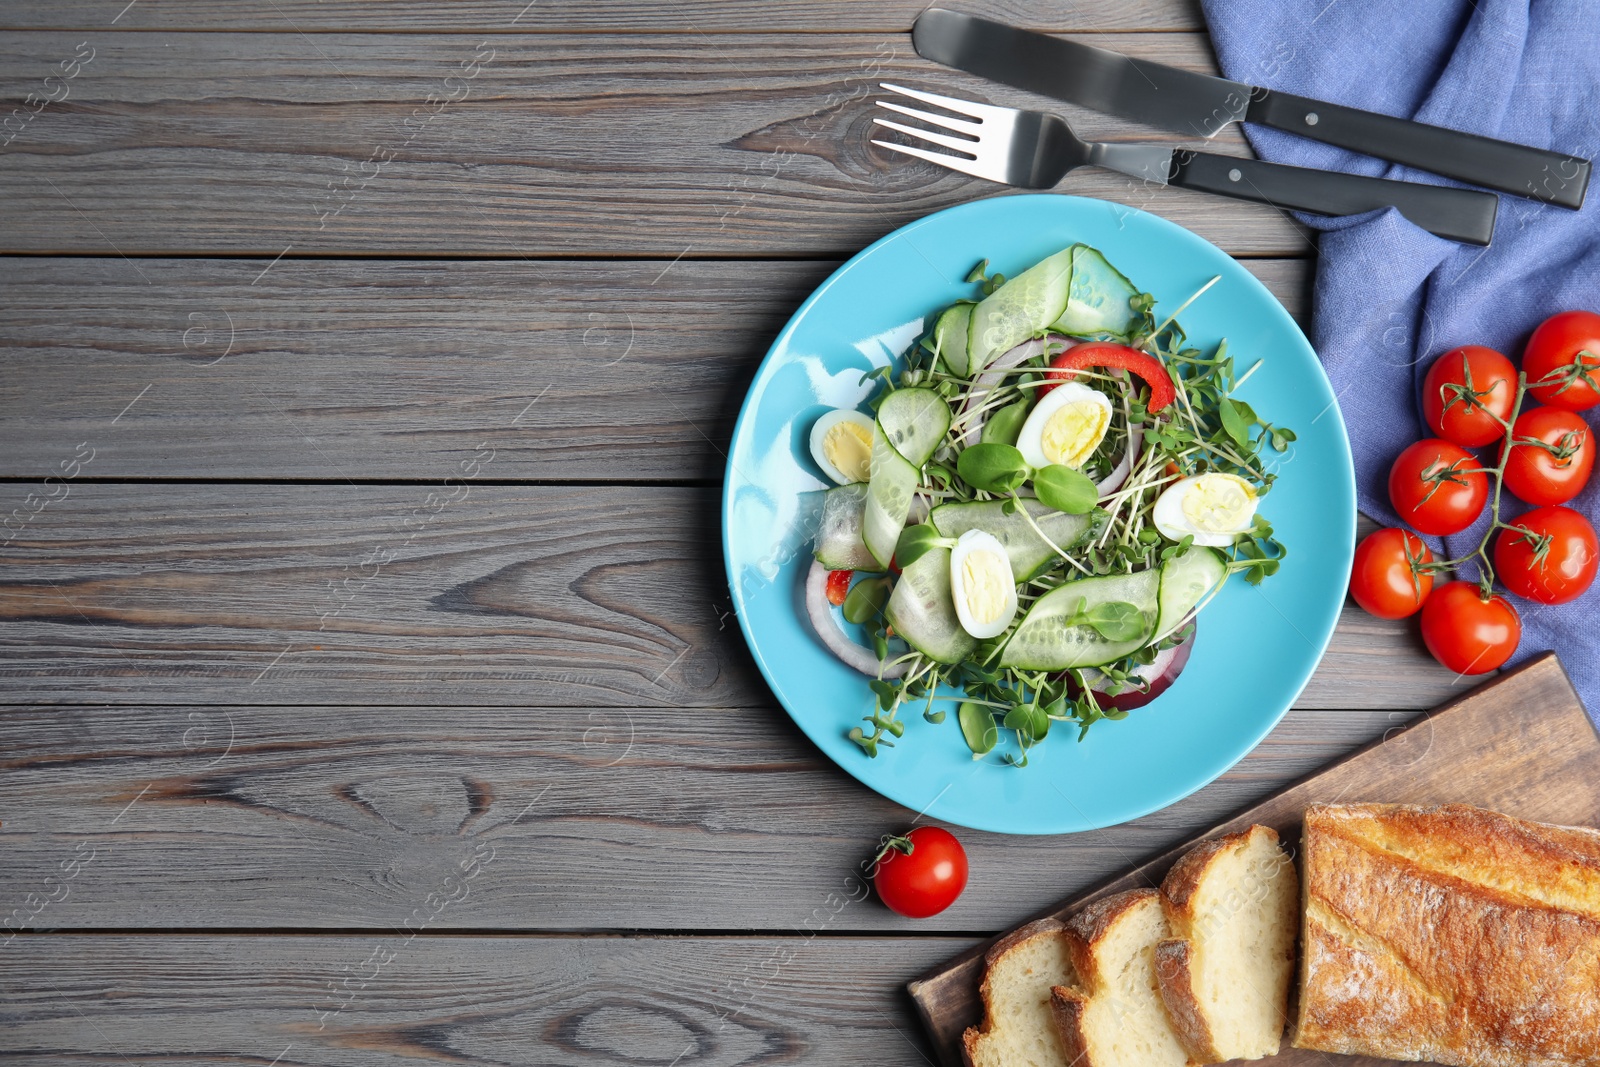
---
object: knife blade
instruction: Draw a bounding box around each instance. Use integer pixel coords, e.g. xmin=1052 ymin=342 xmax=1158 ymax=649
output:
xmin=912 ymin=8 xmax=1589 ymax=209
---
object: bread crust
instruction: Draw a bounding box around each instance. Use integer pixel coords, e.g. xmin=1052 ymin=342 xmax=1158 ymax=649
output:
xmin=1152 ymin=937 xmax=1218 ymax=1062
xmin=1047 ymin=984 xmax=1092 ymax=1067
xmin=960 ymin=918 xmax=1069 ymax=1067
xmin=1294 ymin=803 xmax=1600 ymax=1067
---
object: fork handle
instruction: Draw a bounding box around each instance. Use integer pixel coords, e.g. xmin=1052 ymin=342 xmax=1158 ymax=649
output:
xmin=1169 ymin=151 xmax=1498 ymax=246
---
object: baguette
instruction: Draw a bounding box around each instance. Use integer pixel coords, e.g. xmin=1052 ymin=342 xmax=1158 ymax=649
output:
xmin=1155 ymin=824 xmax=1299 ymax=1063
xmin=1049 ymin=889 xmax=1191 ymax=1067
xmin=1293 ymin=802 xmax=1600 ymax=1067
xmin=961 ymin=918 xmax=1077 ymax=1067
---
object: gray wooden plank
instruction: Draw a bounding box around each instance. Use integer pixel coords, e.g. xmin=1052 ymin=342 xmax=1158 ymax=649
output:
xmin=0 ymin=257 xmax=1311 ymax=481
xmin=0 ymin=31 xmax=1307 ymax=256
xmin=0 ymin=934 xmax=968 ymax=1065
xmin=0 ymin=0 xmax=1203 ymax=32
xmin=0 ymin=484 xmax=1460 ymax=709
xmin=0 ymin=700 xmax=1418 ymax=932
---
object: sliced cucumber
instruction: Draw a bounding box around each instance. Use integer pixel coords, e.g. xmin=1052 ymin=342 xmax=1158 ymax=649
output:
xmin=813 ymin=483 xmax=878 ymax=571
xmin=877 ymin=387 xmax=950 ymax=467
xmin=1051 ymin=245 xmax=1152 ymax=342
xmin=930 ymin=499 xmax=1092 ymax=581
xmin=885 ymin=546 xmax=978 ymax=664
xmin=967 ymin=247 xmax=1074 ymax=372
xmin=933 ymin=303 xmax=974 ymax=378
xmin=999 ymin=568 xmax=1160 ymax=670
xmin=1155 ymin=544 xmax=1226 ymax=640
xmin=863 ymin=423 xmax=918 ymax=569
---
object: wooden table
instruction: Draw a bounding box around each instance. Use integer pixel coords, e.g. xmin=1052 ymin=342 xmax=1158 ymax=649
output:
xmin=1 ymin=3 xmax=1468 ymax=1063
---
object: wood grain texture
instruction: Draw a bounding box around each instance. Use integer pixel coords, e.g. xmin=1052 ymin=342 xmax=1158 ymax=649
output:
xmin=0 ymin=933 xmax=970 ymax=1066
xmin=0 ymin=701 xmax=1416 ymax=932
xmin=0 ymin=32 xmax=1308 ymax=257
xmin=0 ymin=484 xmax=1460 ymax=708
xmin=0 ymin=0 xmax=1204 ymax=32
xmin=0 ymin=257 xmax=1309 ymax=481
xmin=909 ymin=654 xmax=1600 ymax=1067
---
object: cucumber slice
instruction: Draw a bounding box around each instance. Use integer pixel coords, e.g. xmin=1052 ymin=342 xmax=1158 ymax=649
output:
xmin=863 ymin=423 xmax=918 ymax=569
xmin=813 ymin=483 xmax=878 ymax=571
xmin=967 ymin=247 xmax=1074 ymax=372
xmin=933 ymin=303 xmax=974 ymax=378
xmin=885 ymin=546 xmax=978 ymax=664
xmin=877 ymin=387 xmax=951 ymax=467
xmin=1051 ymin=245 xmax=1153 ymax=342
xmin=999 ymin=568 xmax=1160 ymax=670
xmin=1155 ymin=544 xmax=1227 ymax=640
xmin=930 ymin=499 xmax=1092 ymax=581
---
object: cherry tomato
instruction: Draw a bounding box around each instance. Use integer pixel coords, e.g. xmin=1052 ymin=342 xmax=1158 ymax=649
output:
xmin=872 ymin=826 xmax=968 ymax=918
xmin=1524 ymin=310 xmax=1600 ymax=412
xmin=1493 ymin=506 xmax=1598 ymax=605
xmin=1419 ymin=581 xmax=1521 ymax=675
xmin=1421 ymin=345 xmax=1516 ymax=448
xmin=1349 ymin=528 xmax=1435 ymax=619
xmin=1388 ymin=439 xmax=1488 ymax=535
xmin=1501 ymin=406 xmax=1593 ymax=506
xmin=1041 ymin=342 xmax=1176 ymax=411
xmin=825 ymin=568 xmax=852 ymax=606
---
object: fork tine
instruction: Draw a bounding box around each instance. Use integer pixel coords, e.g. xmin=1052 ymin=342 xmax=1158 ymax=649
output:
xmin=878 ymin=82 xmax=1007 ymax=122
xmin=872 ymin=117 xmax=978 ymax=157
xmin=871 ymin=139 xmax=997 ymax=183
xmin=875 ymin=99 xmax=982 ymax=137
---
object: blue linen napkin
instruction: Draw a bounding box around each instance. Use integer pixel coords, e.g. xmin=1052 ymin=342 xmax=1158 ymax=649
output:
xmin=1201 ymin=0 xmax=1600 ymax=717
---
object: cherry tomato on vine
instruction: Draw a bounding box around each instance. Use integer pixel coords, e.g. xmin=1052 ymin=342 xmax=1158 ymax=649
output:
xmin=1524 ymin=310 xmax=1600 ymax=412
xmin=1388 ymin=439 xmax=1488 ymax=535
xmin=1501 ymin=406 xmax=1593 ymax=506
xmin=1419 ymin=581 xmax=1521 ymax=675
xmin=1493 ymin=506 xmax=1599 ymax=605
xmin=1349 ymin=528 xmax=1435 ymax=619
xmin=872 ymin=826 xmax=968 ymax=918
xmin=1421 ymin=345 xmax=1516 ymax=448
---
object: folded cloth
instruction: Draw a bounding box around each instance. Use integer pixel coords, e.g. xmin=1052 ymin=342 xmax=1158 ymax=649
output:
xmin=1201 ymin=0 xmax=1600 ymax=718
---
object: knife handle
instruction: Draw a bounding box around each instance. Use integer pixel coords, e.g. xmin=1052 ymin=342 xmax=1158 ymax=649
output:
xmin=1248 ymin=90 xmax=1589 ymax=210
xmin=1169 ymin=151 xmax=1499 ymax=246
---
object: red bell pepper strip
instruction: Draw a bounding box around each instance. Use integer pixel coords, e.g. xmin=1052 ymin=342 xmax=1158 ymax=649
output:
xmin=1040 ymin=341 xmax=1176 ymax=412
xmin=825 ymin=568 xmax=853 ymax=606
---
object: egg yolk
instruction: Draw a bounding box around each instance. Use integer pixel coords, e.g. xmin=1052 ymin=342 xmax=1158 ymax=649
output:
xmin=1181 ymin=474 xmax=1258 ymax=533
xmin=960 ymin=548 xmax=1011 ymax=625
xmin=1040 ymin=400 xmax=1111 ymax=469
xmin=823 ymin=420 xmax=873 ymax=482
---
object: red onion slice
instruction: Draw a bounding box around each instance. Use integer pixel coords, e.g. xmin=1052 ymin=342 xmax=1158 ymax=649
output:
xmin=1069 ymin=623 xmax=1197 ymax=711
xmin=805 ymin=561 xmax=909 ymax=679
xmin=959 ymin=336 xmax=1076 ymax=448
xmin=1095 ymin=396 xmax=1143 ymax=497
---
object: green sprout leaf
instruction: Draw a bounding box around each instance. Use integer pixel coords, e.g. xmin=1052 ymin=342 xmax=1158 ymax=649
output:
xmin=958 ymin=701 xmax=999 ymax=758
xmin=1078 ymin=601 xmax=1145 ymax=642
xmin=1219 ymin=397 xmax=1252 ymax=447
xmin=981 ymin=399 xmax=1031 ymax=447
xmin=957 ymin=442 xmax=1029 ymax=494
xmin=1032 ymin=464 xmax=1098 ymax=514
xmin=893 ymin=524 xmax=949 ymax=571
xmin=841 ymin=576 xmax=892 ymax=625
xmin=1003 ymin=702 xmax=1050 ymax=746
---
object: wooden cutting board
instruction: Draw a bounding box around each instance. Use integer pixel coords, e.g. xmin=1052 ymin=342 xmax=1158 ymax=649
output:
xmin=907 ymin=652 xmax=1599 ymax=1067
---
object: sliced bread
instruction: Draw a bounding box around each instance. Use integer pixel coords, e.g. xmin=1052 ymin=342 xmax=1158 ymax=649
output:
xmin=1049 ymin=889 xmax=1191 ymax=1067
xmin=961 ymin=919 xmax=1078 ymax=1067
xmin=1153 ymin=824 xmax=1300 ymax=1063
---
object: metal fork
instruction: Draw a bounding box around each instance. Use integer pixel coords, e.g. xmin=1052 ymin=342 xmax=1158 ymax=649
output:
xmin=871 ymin=83 xmax=1498 ymax=246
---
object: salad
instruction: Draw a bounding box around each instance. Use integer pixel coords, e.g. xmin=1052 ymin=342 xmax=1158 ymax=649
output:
xmin=803 ymin=244 xmax=1291 ymax=765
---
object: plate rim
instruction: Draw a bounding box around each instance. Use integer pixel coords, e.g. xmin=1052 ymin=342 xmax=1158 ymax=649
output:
xmin=721 ymin=192 xmax=1355 ymax=835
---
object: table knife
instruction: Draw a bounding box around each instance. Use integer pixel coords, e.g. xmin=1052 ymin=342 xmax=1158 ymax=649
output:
xmin=913 ymin=8 xmax=1590 ymax=209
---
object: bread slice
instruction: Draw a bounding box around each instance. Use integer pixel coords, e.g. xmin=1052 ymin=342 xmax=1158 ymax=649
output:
xmin=1153 ymin=824 xmax=1299 ymax=1063
xmin=1048 ymin=889 xmax=1191 ymax=1067
xmin=961 ymin=918 xmax=1078 ymax=1067
xmin=1293 ymin=803 xmax=1600 ymax=1067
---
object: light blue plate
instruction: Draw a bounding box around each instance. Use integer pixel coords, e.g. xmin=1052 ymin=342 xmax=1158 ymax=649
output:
xmin=722 ymin=194 xmax=1354 ymax=835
